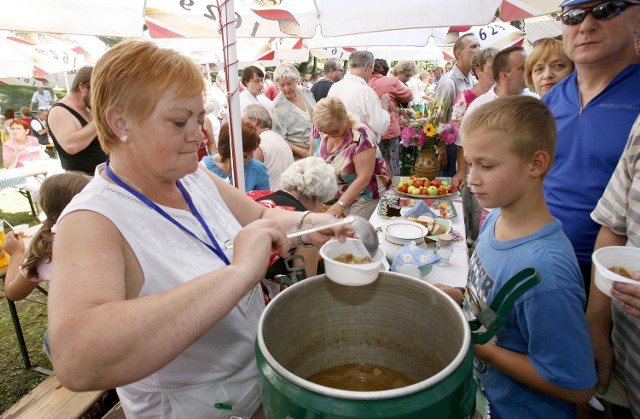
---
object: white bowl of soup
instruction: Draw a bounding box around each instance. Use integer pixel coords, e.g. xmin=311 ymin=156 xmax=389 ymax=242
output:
xmin=320 ymin=238 xmax=385 ymax=286
xmin=592 ymin=246 xmax=640 ymax=298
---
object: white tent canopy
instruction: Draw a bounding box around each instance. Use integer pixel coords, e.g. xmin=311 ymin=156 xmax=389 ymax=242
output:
xmin=1 ymin=0 xmax=506 ymax=38
xmin=0 ymin=35 xmax=34 ymax=77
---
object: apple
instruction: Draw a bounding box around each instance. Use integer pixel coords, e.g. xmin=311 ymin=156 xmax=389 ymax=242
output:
xmin=413 ymin=179 xmax=424 ymax=188
xmin=405 ymin=179 xmax=414 ymax=186
xmin=410 ymin=175 xmax=419 ymax=179
xmin=449 ymin=186 xmax=457 ymax=193
xmin=420 ymin=189 xmax=429 ymax=195
xmin=440 ymin=180 xmax=449 ymax=188
xmin=427 ymin=186 xmax=439 ymax=195
xmin=400 ymin=185 xmax=408 ymax=193
xmin=431 ymin=179 xmax=441 ymax=188
xmin=438 ymin=187 xmax=447 ymax=195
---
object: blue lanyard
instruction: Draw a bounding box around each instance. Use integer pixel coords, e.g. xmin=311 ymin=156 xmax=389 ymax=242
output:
xmin=104 ymin=161 xmax=230 ymax=265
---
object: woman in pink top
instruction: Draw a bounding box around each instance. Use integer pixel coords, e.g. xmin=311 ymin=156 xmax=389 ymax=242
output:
xmin=2 ymin=119 xmax=42 ymax=169
xmin=368 ymin=59 xmax=413 ymax=176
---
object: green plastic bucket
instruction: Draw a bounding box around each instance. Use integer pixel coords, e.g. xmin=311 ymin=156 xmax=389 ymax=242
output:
xmin=256 ymin=272 xmax=477 ymax=418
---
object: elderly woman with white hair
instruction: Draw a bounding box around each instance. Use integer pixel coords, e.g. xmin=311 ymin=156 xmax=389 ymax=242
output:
xmin=255 ymin=156 xmax=338 ymax=283
xmin=270 ymin=62 xmax=317 ymax=159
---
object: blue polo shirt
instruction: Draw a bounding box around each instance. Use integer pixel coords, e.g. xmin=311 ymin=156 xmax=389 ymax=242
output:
xmin=543 ymin=64 xmax=640 ymax=264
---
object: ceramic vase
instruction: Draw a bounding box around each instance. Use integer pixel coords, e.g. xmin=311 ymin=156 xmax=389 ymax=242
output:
xmin=414 ymin=147 xmax=440 ymax=180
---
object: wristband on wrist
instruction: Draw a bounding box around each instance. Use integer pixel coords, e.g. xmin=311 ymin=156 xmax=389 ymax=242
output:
xmin=337 ymin=200 xmax=349 ymax=209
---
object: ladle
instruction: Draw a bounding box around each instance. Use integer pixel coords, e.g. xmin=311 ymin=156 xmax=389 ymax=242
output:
xmin=224 ymin=215 xmax=379 ymax=257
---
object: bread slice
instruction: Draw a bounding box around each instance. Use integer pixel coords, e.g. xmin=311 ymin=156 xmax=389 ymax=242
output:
xmin=430 ymin=222 xmax=446 ymax=236
xmin=417 ymin=215 xmax=435 ymax=231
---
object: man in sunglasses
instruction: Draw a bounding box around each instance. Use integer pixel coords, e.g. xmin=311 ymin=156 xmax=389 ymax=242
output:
xmin=542 ymin=0 xmax=640 ymax=415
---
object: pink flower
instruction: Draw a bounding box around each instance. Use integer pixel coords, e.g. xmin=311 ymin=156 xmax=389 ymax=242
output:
xmin=440 ymin=123 xmax=459 ymax=145
xmin=401 ymin=127 xmax=416 ymax=146
xmin=416 ymin=130 xmax=426 ymax=148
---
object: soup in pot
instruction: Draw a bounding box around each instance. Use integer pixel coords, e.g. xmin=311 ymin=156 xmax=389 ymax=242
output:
xmin=307 ymin=363 xmax=416 ymax=391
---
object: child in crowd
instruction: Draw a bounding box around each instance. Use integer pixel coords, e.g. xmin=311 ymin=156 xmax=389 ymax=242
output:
xmin=460 ymin=96 xmax=596 ymax=417
xmin=2 ymin=172 xmax=90 ymax=358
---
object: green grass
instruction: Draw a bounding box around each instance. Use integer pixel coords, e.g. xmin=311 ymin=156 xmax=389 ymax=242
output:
xmin=1 ymin=191 xmax=49 ymax=414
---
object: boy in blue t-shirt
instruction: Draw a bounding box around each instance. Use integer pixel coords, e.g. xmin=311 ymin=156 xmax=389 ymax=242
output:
xmin=460 ymin=96 xmax=596 ymax=418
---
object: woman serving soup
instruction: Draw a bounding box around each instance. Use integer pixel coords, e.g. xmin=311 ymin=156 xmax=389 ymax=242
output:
xmin=47 ymin=40 xmax=348 ymax=418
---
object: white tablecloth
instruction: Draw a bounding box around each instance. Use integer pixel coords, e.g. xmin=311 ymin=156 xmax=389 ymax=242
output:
xmin=369 ymin=189 xmax=469 ymax=288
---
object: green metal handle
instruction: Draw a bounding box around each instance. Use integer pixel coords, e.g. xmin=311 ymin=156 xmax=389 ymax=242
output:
xmin=469 ymin=267 xmax=540 ymax=345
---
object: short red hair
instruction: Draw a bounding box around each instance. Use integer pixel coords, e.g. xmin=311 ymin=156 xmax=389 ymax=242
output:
xmin=10 ymin=119 xmax=30 ymax=133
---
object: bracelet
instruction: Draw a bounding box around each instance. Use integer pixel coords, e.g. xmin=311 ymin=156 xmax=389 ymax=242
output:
xmin=337 ymin=200 xmax=349 ymax=208
xmin=296 ymin=211 xmax=314 ymax=248
xmin=296 ymin=210 xmax=311 ymax=230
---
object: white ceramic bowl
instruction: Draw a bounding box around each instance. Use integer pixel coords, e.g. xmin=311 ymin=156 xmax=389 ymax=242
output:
xmin=383 ymin=219 xmax=428 ymax=245
xmin=592 ymin=246 xmax=640 ymax=298
xmin=381 ymin=237 xmax=405 ymax=261
xmin=320 ymin=238 xmax=385 ymax=286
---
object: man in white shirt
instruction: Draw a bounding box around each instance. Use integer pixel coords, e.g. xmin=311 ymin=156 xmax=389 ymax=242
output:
xmin=243 ymin=104 xmax=294 ymax=190
xmin=30 ymin=87 xmax=54 ymax=111
xmin=328 ymin=51 xmax=390 ymax=143
xmin=30 ymin=107 xmax=50 ymax=145
xmin=207 ymin=72 xmax=228 ymax=125
xmin=239 ymin=66 xmax=273 ymax=112
xmin=462 ymin=46 xmax=536 ymax=124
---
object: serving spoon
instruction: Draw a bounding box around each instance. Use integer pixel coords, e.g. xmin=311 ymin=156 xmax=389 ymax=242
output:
xmin=224 ymin=215 xmax=379 ymax=258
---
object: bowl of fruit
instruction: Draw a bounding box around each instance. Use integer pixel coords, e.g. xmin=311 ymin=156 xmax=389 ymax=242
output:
xmin=394 ymin=176 xmax=458 ymax=198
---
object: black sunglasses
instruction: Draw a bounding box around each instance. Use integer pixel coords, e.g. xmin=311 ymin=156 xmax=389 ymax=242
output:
xmin=560 ymin=1 xmax=633 ymax=25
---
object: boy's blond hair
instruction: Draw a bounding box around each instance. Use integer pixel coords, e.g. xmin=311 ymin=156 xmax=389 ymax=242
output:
xmin=460 ymin=96 xmax=556 ymax=177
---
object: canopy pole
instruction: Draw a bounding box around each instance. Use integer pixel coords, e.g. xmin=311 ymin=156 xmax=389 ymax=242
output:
xmin=218 ymin=0 xmax=245 ymax=192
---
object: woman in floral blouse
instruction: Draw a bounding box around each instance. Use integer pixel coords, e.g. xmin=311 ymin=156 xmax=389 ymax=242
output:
xmin=310 ymin=97 xmax=391 ymax=219
xmin=270 ymin=63 xmax=317 ymax=159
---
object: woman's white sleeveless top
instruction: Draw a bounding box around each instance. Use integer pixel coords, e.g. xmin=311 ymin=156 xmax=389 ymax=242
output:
xmin=60 ymin=164 xmax=264 ymax=418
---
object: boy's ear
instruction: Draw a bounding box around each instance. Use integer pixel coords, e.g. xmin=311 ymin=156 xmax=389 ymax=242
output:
xmin=529 ymin=150 xmax=550 ymax=178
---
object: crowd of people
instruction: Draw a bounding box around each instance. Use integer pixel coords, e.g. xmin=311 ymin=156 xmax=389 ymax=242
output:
xmin=2 ymin=1 xmax=640 ymax=417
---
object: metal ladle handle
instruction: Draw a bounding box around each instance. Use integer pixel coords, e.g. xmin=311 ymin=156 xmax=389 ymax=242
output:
xmin=224 ymin=216 xmax=355 ymax=250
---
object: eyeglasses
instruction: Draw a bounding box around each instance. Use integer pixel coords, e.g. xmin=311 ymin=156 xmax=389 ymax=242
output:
xmin=560 ymin=1 xmax=633 ymax=25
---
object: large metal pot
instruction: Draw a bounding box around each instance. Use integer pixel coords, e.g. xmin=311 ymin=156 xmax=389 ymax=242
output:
xmin=256 ymin=272 xmax=477 ymax=418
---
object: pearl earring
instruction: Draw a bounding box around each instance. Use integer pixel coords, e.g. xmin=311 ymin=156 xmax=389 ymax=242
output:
xmin=120 ymin=135 xmax=128 ymax=142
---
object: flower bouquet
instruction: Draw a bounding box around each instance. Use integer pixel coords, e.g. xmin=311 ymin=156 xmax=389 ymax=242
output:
xmin=397 ymin=101 xmax=457 ymax=179
xmin=397 ymin=102 xmax=458 ymax=150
